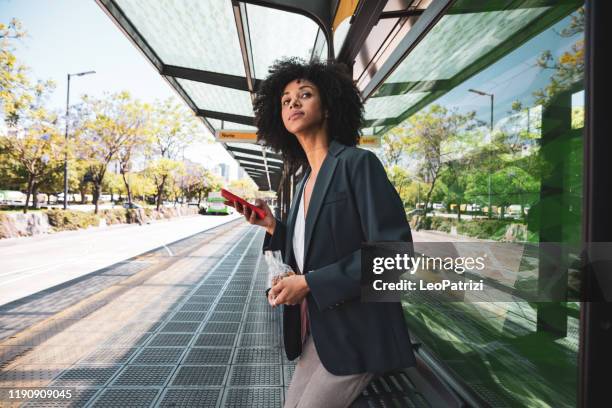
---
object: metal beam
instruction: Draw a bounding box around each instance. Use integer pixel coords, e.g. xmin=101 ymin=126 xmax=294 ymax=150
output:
xmin=373 ymin=79 xmax=453 ymax=96
xmin=196 ymin=109 xmax=254 ymax=126
xmin=240 ymin=0 xmax=338 ymax=59
xmin=162 ymin=65 xmax=262 ymax=91
xmin=237 ymin=158 xmax=282 ymax=169
xmin=580 ymin=0 xmax=612 ymax=406
xmin=232 ymin=1 xmax=257 ymax=92
xmin=336 ymin=0 xmax=388 ymax=66
xmin=364 ymin=0 xmax=578 ymax=135
xmin=361 ymin=0 xmax=453 ymax=100
xmin=379 ymin=8 xmax=425 ymax=19
xmin=447 ymin=0 xmax=579 ymax=14
xmin=226 ymin=145 xmax=282 ymax=161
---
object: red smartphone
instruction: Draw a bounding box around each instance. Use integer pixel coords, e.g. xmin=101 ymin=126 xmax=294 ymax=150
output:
xmin=221 ymin=189 xmax=266 ymax=220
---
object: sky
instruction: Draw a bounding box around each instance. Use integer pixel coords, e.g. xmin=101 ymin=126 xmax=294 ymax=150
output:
xmin=1 ymin=0 xmax=241 ymax=178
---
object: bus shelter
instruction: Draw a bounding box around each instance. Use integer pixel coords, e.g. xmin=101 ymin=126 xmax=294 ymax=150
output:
xmin=97 ymin=1 xmax=610 ymax=407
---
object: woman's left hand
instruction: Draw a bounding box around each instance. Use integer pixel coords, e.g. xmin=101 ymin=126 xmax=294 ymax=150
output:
xmin=269 ymin=275 xmax=310 ymax=306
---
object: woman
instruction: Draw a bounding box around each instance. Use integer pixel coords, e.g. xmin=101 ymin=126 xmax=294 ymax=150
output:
xmin=229 ymin=57 xmax=416 ymax=408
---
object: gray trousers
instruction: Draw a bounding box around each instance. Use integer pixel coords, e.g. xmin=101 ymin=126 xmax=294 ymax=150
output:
xmin=284 ymin=334 xmax=374 ymax=408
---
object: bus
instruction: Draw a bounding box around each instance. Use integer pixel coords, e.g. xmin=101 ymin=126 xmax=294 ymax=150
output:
xmin=205 ymin=191 xmax=230 ymax=215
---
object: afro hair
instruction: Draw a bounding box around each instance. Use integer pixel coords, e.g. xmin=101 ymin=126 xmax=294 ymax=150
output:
xmin=253 ymin=57 xmax=364 ymax=167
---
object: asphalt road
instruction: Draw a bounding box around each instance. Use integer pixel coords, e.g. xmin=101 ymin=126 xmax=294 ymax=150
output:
xmin=0 ymin=213 xmax=243 ymax=306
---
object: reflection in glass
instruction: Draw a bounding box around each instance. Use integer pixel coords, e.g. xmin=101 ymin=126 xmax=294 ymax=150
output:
xmin=374 ymin=2 xmax=585 ymax=406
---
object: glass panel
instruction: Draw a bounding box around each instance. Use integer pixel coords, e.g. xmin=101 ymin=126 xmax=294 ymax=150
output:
xmin=115 ymin=0 xmax=245 ymax=76
xmin=364 ymin=92 xmax=428 ymax=121
xmin=226 ymin=142 xmax=273 ymax=153
xmin=333 ymin=18 xmax=351 ymax=57
xmin=247 ymin=3 xmax=323 ymax=78
xmin=373 ymin=2 xmax=585 ymax=407
xmin=365 ymin=3 xmax=571 ymax=128
xmin=386 ymin=7 xmax=550 ymax=83
xmin=215 ymin=121 xmax=257 ymax=131
xmin=178 ymin=79 xmax=254 ymax=117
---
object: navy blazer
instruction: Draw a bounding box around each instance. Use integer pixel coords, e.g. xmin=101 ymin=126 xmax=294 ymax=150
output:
xmin=262 ymin=139 xmax=416 ymax=375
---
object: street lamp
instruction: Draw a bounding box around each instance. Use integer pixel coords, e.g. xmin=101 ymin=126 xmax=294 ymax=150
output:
xmin=468 ymin=88 xmax=494 ymax=219
xmin=63 ymin=70 xmax=96 ymax=210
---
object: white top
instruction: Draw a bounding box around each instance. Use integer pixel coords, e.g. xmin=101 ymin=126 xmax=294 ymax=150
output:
xmin=292 ymin=173 xmax=310 ymax=274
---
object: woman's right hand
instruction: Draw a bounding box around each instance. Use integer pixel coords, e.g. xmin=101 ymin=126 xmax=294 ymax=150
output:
xmin=225 ymin=198 xmax=276 ymax=235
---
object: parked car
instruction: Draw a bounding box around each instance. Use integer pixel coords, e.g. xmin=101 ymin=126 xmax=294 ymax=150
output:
xmin=0 ymin=190 xmax=26 ymax=205
xmin=122 ymin=202 xmax=143 ymax=209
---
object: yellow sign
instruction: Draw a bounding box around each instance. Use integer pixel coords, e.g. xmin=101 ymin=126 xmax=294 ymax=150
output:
xmin=358 ymin=135 xmax=381 ymax=147
xmin=216 ymin=130 xmax=258 ymax=143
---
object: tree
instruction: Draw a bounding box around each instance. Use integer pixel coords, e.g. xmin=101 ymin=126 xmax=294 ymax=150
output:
xmin=533 ymin=7 xmax=584 ymax=107
xmin=117 ymin=101 xmax=151 ymax=205
xmin=102 ymin=172 xmax=125 ymax=203
xmin=228 ymin=178 xmax=258 ymax=201
xmin=403 ymin=104 xmax=479 ymax=216
xmin=0 ymin=114 xmax=64 ymax=213
xmin=439 ymin=159 xmax=472 ymax=221
xmin=0 ymin=76 xmax=64 ymax=213
xmin=1 ymin=18 xmax=29 ymax=125
xmin=386 ymin=164 xmax=413 ymax=208
xmin=181 ymin=163 xmax=219 ymax=206
xmin=146 ymin=158 xmax=184 ymax=211
xmin=147 ymin=98 xmax=209 ymax=209
xmin=381 ymin=127 xmax=409 ymax=168
xmin=76 ymin=92 xmax=149 ymax=214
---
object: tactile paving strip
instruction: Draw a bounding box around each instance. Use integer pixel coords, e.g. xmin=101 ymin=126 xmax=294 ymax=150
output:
xmin=78 ymin=347 xmax=138 ymax=365
xmin=283 ymin=364 xmax=295 ymax=386
xmin=160 ymin=322 xmax=200 ymax=333
xmin=217 ymin=296 xmax=248 ymax=304
xmin=238 ymin=333 xmax=281 ymax=347
xmin=132 ymin=348 xmax=184 ymax=364
xmin=178 ymin=302 xmax=211 ymax=312
xmin=229 ymin=365 xmax=282 ymax=386
xmin=246 ymin=311 xmax=280 ymax=322
xmin=187 ymin=295 xmax=217 ymax=303
xmin=90 ymin=388 xmax=160 ymax=407
xmin=101 ymin=331 xmax=151 ymax=347
xmin=242 ymin=322 xmax=279 ymax=333
xmin=171 ymin=365 xmax=227 ymax=386
xmin=51 ymin=365 xmax=121 ymax=387
xmin=148 ymin=333 xmax=193 ymax=347
xmin=245 ymin=302 xmax=274 ymax=313
xmin=194 ymin=333 xmax=237 ymax=347
xmin=158 ymin=388 xmax=221 ymax=407
xmin=182 ymin=348 xmax=233 ymax=365
xmin=110 ymin=365 xmax=174 ymax=386
xmin=214 ymin=303 xmax=246 ymax=312
xmin=221 ymin=387 xmax=283 ymax=407
xmin=233 ymin=348 xmax=282 ymax=365
xmin=171 ymin=311 xmax=208 ymax=322
xmin=209 ymin=312 xmax=243 ymax=322
xmin=201 ymin=322 xmax=240 ymax=333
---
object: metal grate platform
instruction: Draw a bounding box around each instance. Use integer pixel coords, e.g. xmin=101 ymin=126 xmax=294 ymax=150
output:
xmin=2 ymin=224 xmax=434 ymax=407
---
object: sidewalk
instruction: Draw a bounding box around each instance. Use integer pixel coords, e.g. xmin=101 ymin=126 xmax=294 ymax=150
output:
xmin=0 ymin=214 xmax=242 ymax=307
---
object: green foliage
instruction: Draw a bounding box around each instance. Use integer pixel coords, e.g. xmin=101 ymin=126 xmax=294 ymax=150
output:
xmin=45 ymin=209 xmax=100 ymax=231
xmin=430 ymin=216 xmax=454 ymax=233
xmin=456 ymin=219 xmax=512 ymax=240
xmin=1 ymin=18 xmax=29 ymax=125
xmin=100 ymin=208 xmax=128 ymax=225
